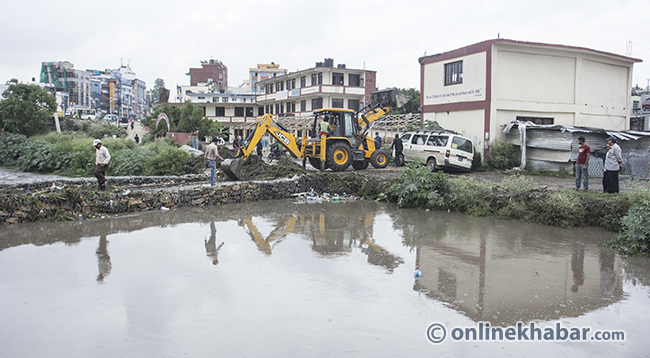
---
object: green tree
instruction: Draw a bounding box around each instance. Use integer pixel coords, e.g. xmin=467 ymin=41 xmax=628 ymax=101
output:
xmin=152 ymin=78 xmax=165 ymax=103
xmin=176 ymin=101 xmax=203 ymax=132
xmin=387 ymin=88 xmax=420 ymax=115
xmin=0 ymin=84 xmax=57 ymax=136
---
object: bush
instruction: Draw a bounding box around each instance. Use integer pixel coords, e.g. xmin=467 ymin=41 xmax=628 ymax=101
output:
xmin=391 ymin=161 xmax=449 ymax=208
xmin=486 ymin=140 xmax=520 ymax=170
xmin=87 ymin=122 xmax=127 ymax=139
xmin=444 ymin=176 xmax=492 ymax=215
xmin=110 ymin=148 xmax=155 ymax=176
xmin=144 ymin=147 xmax=193 ymax=176
xmin=606 ymin=200 xmax=650 ymax=256
xmin=527 ymin=191 xmax=583 ymax=228
xmin=0 ymin=132 xmax=30 ymax=166
xmin=19 ymin=140 xmax=70 ymax=173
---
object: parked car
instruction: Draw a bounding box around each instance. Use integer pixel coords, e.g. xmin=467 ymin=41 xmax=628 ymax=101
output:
xmin=401 ymin=130 xmax=474 ymax=172
xmin=103 ymin=114 xmax=118 ymax=122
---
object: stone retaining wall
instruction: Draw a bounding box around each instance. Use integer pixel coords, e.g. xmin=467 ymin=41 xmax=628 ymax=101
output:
xmin=0 ymin=175 xmax=319 ymax=224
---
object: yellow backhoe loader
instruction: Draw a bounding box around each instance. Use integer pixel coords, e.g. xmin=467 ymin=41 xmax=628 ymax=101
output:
xmin=221 ymin=88 xmax=407 ymax=180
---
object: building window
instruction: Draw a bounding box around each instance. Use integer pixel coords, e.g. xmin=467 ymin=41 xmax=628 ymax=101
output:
xmin=630 ymin=117 xmax=645 ymax=131
xmin=252 ymin=71 xmax=258 ymax=77
xmin=275 ymin=103 xmax=279 ymax=114
xmin=318 ymin=72 xmax=323 ymax=85
xmin=258 ymin=107 xmax=264 ymax=116
xmin=311 ymin=73 xmax=318 ymax=86
xmin=332 ymin=73 xmax=344 ymax=85
xmin=286 ymin=79 xmax=292 ymax=90
xmin=215 ymin=107 xmax=225 ymax=116
xmin=235 ymin=107 xmax=244 ymax=116
xmin=212 ymin=97 xmax=219 ymax=102
xmin=516 ymin=116 xmax=554 ymax=125
xmin=349 ymin=74 xmax=360 ymax=87
xmin=245 ymin=107 xmax=254 ymax=117
xmin=348 ymin=99 xmax=359 ymax=112
xmin=301 ymin=100 xmax=306 ymax=112
xmin=312 ymin=98 xmax=323 ymax=110
xmin=444 ymin=60 xmax=463 ymax=86
xmin=261 ymin=71 xmax=269 ymax=77
xmin=291 ymin=78 xmax=295 ymax=89
xmin=332 ymin=98 xmax=344 ymax=108
xmin=300 ymin=76 xmax=306 ymax=87
xmin=272 ymin=72 xmax=277 ymax=77
xmin=222 ymin=97 xmax=228 ymax=103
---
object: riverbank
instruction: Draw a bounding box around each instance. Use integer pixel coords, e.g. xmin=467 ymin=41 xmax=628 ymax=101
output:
xmin=1 ymin=166 xmax=648 ymax=236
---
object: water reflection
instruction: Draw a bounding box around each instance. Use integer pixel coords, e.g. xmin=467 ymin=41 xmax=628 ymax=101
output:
xmin=0 ymin=201 xmax=644 ymax=329
xmin=96 ymin=235 xmax=112 ymax=282
xmin=393 ymin=210 xmax=624 ymax=326
xmin=204 ymin=222 xmax=224 ymax=265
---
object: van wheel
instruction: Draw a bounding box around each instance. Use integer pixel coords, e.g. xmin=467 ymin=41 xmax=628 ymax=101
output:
xmin=352 ymin=160 xmax=369 ymax=170
xmin=371 ymin=150 xmax=389 ymax=168
xmin=427 ymin=158 xmax=437 ymax=172
xmin=327 ymin=142 xmax=352 ymax=171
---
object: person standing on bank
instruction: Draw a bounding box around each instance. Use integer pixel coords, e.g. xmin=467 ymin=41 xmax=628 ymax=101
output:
xmin=93 ymin=139 xmax=111 ymax=191
xmin=204 ymin=137 xmax=225 ymax=186
xmin=374 ymin=132 xmax=383 ymax=149
xmin=391 ymin=134 xmax=403 ymax=166
xmin=575 ymin=136 xmax=590 ymax=191
xmin=603 ymin=136 xmax=623 ymax=193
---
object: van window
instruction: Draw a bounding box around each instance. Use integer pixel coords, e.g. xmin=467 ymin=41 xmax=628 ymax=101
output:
xmin=426 ymin=135 xmax=448 ymax=147
xmin=412 ymin=134 xmax=427 ymax=145
xmin=451 ymin=136 xmax=473 ymax=153
xmin=427 ymin=136 xmax=448 ymax=147
xmin=401 ymin=133 xmax=411 ymax=142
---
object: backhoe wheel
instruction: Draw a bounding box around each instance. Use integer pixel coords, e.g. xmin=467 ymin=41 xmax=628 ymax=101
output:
xmin=352 ymin=160 xmax=369 ymax=170
xmin=370 ymin=150 xmax=389 ymax=168
xmin=427 ymin=158 xmax=437 ymax=172
xmin=327 ymin=142 xmax=353 ymax=171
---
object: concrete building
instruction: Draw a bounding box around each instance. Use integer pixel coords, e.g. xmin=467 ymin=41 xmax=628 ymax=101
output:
xmin=249 ymin=63 xmax=287 ymax=94
xmin=419 ymin=39 xmax=642 ymax=155
xmin=256 ymin=58 xmax=377 ymax=117
xmin=40 ymin=61 xmax=92 ymax=110
xmin=189 ymin=59 xmax=228 ymax=90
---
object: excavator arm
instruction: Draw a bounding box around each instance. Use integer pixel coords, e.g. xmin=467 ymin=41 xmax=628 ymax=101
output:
xmin=356 ymin=88 xmax=409 ymax=149
xmin=221 ymin=113 xmax=303 ymax=180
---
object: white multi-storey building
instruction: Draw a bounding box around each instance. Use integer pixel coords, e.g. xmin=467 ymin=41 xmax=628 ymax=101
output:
xmin=256 ymin=58 xmax=377 ymax=117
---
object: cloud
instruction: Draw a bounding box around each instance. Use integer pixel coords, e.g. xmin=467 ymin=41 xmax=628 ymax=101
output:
xmin=0 ymin=0 xmax=648 ymax=91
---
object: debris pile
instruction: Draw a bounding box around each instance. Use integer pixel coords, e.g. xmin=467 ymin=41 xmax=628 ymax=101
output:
xmin=218 ymin=156 xmax=308 ymax=181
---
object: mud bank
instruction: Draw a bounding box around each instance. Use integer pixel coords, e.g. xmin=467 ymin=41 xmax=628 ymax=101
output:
xmin=0 ymin=172 xmax=391 ymax=224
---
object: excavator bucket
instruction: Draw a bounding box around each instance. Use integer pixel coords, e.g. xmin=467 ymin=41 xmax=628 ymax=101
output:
xmin=221 ymin=158 xmax=243 ymax=181
xmin=370 ymin=88 xmax=409 ymax=109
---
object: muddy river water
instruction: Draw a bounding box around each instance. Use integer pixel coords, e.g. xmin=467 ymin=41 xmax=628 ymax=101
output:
xmin=1 ymin=200 xmax=649 ymax=357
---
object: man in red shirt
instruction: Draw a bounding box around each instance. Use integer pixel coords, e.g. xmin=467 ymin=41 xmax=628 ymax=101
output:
xmin=575 ymin=136 xmax=590 ymax=191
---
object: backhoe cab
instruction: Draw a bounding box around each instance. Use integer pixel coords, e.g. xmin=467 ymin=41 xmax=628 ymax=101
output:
xmin=221 ymin=88 xmax=407 ymax=181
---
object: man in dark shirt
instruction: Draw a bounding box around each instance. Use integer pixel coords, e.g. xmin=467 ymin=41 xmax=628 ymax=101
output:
xmin=374 ymin=132 xmax=382 ymax=149
xmin=391 ymin=134 xmax=403 ymax=166
xmin=575 ymin=136 xmax=590 ymax=191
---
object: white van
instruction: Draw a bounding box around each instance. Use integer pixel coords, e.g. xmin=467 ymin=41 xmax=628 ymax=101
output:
xmin=401 ymin=130 xmax=474 ymax=172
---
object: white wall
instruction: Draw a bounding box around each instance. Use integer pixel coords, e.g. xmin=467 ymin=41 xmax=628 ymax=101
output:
xmin=423 ymin=52 xmax=487 ymax=106
xmin=493 ymin=50 xmax=576 ymax=104
xmin=425 ymin=109 xmax=484 ymax=152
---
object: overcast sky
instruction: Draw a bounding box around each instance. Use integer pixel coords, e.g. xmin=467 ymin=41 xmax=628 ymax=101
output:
xmin=2 ymin=0 xmax=649 ymax=92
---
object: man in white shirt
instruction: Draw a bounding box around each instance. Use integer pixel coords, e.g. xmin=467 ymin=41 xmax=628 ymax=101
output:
xmin=603 ymin=136 xmax=623 ymax=193
xmin=204 ymin=137 xmax=225 ymax=186
xmin=93 ymin=139 xmax=111 ymax=191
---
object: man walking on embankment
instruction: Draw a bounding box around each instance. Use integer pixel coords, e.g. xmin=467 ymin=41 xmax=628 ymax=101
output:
xmin=93 ymin=139 xmax=111 ymax=191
